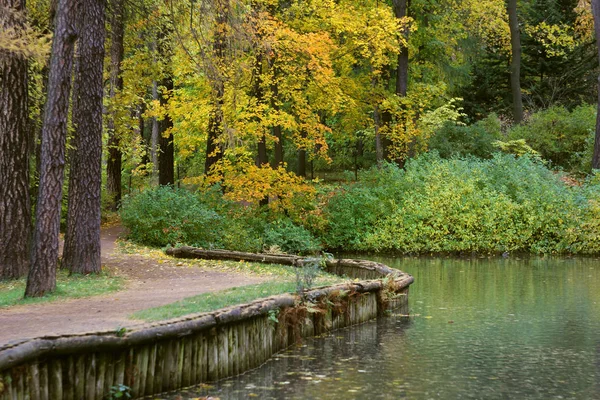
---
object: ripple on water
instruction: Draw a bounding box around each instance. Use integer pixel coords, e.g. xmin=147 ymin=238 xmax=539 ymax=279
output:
xmin=166 ymin=257 xmax=600 ymax=400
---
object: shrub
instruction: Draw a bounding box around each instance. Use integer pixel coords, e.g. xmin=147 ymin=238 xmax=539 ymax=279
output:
xmin=120 ymin=186 xmax=222 ymax=247
xmin=508 ymin=105 xmax=595 ymax=173
xmin=263 ymin=219 xmax=321 ymax=255
xmin=320 ymin=163 xmax=406 ymax=250
xmin=428 ymin=114 xmax=503 ymax=159
xmin=326 ymin=153 xmax=597 ymax=255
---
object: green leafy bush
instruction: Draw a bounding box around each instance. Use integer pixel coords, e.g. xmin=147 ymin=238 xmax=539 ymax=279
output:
xmin=263 ymin=219 xmax=321 ymax=255
xmin=508 ymin=105 xmax=595 ymax=173
xmin=120 ymin=186 xmax=222 ymax=247
xmin=323 ymin=153 xmax=600 ymax=255
xmin=319 ymin=163 xmax=406 ymax=250
xmin=428 ymin=114 xmax=502 ymax=159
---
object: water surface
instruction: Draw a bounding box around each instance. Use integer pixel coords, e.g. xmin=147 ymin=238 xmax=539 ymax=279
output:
xmin=170 ymin=257 xmax=600 ymax=399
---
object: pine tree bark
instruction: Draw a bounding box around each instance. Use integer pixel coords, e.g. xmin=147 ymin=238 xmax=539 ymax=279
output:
xmin=25 ymin=0 xmax=79 ymax=297
xmin=507 ymin=0 xmax=523 ymax=124
xmin=106 ymin=0 xmax=124 ymax=210
xmin=591 ymin=0 xmax=600 ymax=169
xmin=0 ymin=0 xmax=31 ymax=280
xmin=62 ymin=0 xmax=105 ymax=275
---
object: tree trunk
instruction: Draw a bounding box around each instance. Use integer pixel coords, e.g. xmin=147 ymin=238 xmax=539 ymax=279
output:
xmin=151 ymin=79 xmax=159 ymax=180
xmin=507 ymin=0 xmax=523 ymax=124
xmin=0 ymin=0 xmax=31 ymax=280
xmin=252 ymin=51 xmax=268 ymax=205
xmin=62 ymin=0 xmax=105 ymax=275
xmin=393 ymin=0 xmax=409 ymax=98
xmin=269 ymin=60 xmax=284 ymax=167
xmin=205 ymin=90 xmax=224 ymax=174
xmin=26 ymin=0 xmax=79 ymax=297
xmin=106 ymin=0 xmax=124 ymax=210
xmin=592 ymin=0 xmax=600 ymax=169
xmin=297 ymin=148 xmax=306 ymax=177
xmin=204 ymin=0 xmax=228 ymax=175
xmin=389 ymin=0 xmax=409 ymax=166
xmin=254 ymin=55 xmax=268 ymax=168
xmin=158 ymin=77 xmax=174 ymax=186
xmin=374 ymin=105 xmax=384 ymax=167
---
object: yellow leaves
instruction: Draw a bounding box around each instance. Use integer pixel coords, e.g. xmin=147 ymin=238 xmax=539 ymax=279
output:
xmin=462 ymin=0 xmax=510 ymax=52
xmin=526 ymin=22 xmax=577 ymax=58
xmin=206 ymin=156 xmax=316 ymax=219
xmin=575 ymin=0 xmax=593 ymax=39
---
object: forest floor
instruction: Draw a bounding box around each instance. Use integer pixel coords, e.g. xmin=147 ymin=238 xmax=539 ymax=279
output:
xmin=0 ymin=225 xmax=266 ymax=346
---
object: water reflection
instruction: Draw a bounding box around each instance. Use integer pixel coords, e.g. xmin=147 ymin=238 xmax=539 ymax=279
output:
xmin=167 ymin=257 xmax=600 ymax=399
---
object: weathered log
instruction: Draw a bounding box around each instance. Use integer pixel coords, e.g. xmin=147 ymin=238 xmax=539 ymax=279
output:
xmin=166 ymin=247 xmax=301 ymax=266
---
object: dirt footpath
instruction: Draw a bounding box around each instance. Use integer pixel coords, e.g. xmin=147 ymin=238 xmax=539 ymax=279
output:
xmin=0 ymin=226 xmax=265 ymax=345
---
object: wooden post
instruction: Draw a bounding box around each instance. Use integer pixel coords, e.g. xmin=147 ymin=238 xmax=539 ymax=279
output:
xmin=49 ymin=359 xmax=63 ymax=400
xmin=199 ymin=333 xmax=208 ymax=383
xmin=95 ymin=353 xmax=105 ymax=400
xmin=131 ymin=348 xmax=142 ymax=396
xmin=144 ymin=344 xmax=157 ymax=396
xmin=103 ymin=352 xmax=115 ymax=398
xmin=28 ymin=362 xmax=40 ymax=400
xmin=154 ymin=342 xmax=165 ymax=392
xmin=182 ymin=337 xmax=192 ymax=388
xmin=137 ymin=346 xmax=149 ymax=398
xmin=229 ymin=324 xmax=238 ymax=376
xmin=84 ymin=354 xmax=95 ymax=400
xmin=217 ymin=326 xmax=228 ymax=379
xmin=176 ymin=339 xmax=184 ymax=389
xmin=207 ymin=328 xmax=218 ymax=381
xmin=62 ymin=356 xmax=75 ymax=400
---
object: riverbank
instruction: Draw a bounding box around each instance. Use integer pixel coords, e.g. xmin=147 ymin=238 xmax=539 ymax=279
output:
xmin=0 ymin=251 xmax=413 ymax=400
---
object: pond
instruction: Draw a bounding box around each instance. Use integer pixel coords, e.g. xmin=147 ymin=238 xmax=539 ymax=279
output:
xmin=167 ymin=257 xmax=600 ymax=399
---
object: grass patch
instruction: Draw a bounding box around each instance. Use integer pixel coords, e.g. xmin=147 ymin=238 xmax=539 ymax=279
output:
xmin=131 ymin=275 xmax=347 ymax=322
xmin=0 ymin=269 xmax=124 ymax=308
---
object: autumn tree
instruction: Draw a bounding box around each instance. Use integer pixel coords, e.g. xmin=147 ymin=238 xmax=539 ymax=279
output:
xmin=26 ymin=0 xmax=79 ymax=297
xmin=0 ymin=0 xmax=31 ymax=279
xmin=62 ymin=0 xmax=106 ymax=274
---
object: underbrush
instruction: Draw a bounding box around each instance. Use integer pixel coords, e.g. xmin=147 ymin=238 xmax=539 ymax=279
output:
xmin=320 ymin=153 xmax=600 ymax=255
xmin=120 ymin=153 xmax=600 ymax=256
xmin=120 ymin=186 xmax=320 ymax=255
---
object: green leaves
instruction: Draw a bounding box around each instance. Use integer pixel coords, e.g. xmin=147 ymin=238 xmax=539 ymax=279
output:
xmin=323 ymin=152 xmax=600 ymax=255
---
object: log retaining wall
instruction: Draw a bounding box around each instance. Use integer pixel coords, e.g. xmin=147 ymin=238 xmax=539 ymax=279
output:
xmin=0 ymin=251 xmax=413 ymax=400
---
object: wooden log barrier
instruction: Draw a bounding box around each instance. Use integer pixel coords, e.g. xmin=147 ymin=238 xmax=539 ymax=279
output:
xmin=0 ymin=251 xmax=413 ymax=400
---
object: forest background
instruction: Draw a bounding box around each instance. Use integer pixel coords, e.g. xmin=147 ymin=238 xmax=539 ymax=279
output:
xmin=3 ymin=0 xmax=600 ymax=297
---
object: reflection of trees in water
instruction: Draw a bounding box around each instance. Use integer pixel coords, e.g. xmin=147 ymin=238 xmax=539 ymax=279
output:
xmin=171 ymin=315 xmax=412 ymax=399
